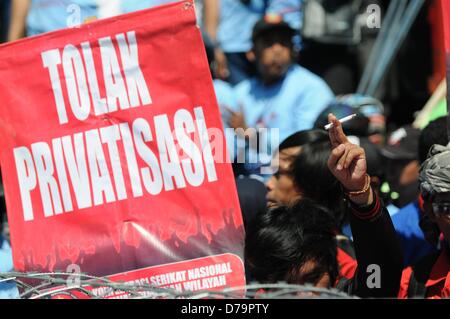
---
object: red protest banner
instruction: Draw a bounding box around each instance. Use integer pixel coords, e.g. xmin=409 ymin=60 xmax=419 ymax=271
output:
xmin=47 ymin=253 xmax=245 ymax=299
xmin=0 ymin=0 xmax=245 ymax=294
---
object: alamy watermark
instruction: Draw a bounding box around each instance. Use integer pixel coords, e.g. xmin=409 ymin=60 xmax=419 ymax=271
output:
xmin=366 ymin=4 xmax=381 ymax=29
xmin=366 ymin=264 xmax=381 ymax=289
xmin=66 ymin=4 xmax=81 ymax=29
xmin=66 ymin=263 xmax=81 ymax=288
xmin=169 ymin=126 xmax=280 ymax=175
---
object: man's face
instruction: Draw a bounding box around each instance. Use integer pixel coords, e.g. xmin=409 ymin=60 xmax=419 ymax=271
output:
xmin=265 ymin=147 xmax=301 ymax=207
xmin=253 ymin=30 xmax=293 ymax=85
xmin=424 ymin=192 xmax=450 ymax=242
xmin=295 ymin=260 xmax=331 ymax=289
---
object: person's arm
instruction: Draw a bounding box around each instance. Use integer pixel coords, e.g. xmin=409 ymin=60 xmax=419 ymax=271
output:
xmin=203 ymin=0 xmax=229 ymax=80
xmin=203 ymin=0 xmax=220 ymax=43
xmin=327 ymin=113 xmax=403 ymax=298
xmin=346 ymin=190 xmax=404 ymax=297
xmin=8 ymin=0 xmax=30 ymax=41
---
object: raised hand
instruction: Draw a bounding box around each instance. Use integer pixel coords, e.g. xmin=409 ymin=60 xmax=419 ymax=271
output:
xmin=326 ymin=113 xmax=372 ymax=205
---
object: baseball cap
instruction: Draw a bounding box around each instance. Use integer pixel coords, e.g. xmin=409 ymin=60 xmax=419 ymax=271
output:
xmin=314 ymin=101 xmax=370 ymax=136
xmin=252 ymin=14 xmax=295 ymax=43
xmin=314 ymin=94 xmax=385 ymax=137
xmin=381 ymin=126 xmax=421 ymax=160
xmin=336 ymin=94 xmax=385 ymax=136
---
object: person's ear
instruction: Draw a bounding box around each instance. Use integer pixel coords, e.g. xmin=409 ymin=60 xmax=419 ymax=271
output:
xmin=246 ymin=49 xmax=256 ymax=62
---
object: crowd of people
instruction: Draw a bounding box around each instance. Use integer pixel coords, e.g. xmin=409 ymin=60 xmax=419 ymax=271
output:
xmin=0 ymin=0 xmax=449 ymax=299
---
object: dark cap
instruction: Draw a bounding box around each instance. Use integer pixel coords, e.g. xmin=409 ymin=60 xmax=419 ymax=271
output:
xmin=314 ymin=94 xmax=385 ymax=137
xmin=252 ymin=14 xmax=295 ymax=43
xmin=381 ymin=126 xmax=421 ymax=160
xmin=314 ymin=102 xmax=370 ymax=136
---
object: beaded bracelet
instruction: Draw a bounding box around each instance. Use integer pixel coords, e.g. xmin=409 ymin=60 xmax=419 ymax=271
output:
xmin=344 ymin=174 xmax=371 ymax=197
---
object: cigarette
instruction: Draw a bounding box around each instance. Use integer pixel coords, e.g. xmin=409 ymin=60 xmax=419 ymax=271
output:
xmin=324 ymin=114 xmax=357 ymax=130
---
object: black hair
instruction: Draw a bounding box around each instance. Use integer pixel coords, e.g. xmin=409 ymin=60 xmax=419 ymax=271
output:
xmin=418 ymin=116 xmax=448 ymax=164
xmin=253 ymin=28 xmax=295 ymax=54
xmin=245 ymin=199 xmax=338 ymax=286
xmin=278 ymin=129 xmax=329 ymax=152
xmin=291 ymin=141 xmax=347 ymax=229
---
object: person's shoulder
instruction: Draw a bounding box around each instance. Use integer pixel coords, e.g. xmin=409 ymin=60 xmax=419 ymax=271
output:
xmin=289 ymin=64 xmax=324 ymax=80
xmin=288 ymin=64 xmax=333 ymax=90
xmin=392 ymin=201 xmax=420 ymax=223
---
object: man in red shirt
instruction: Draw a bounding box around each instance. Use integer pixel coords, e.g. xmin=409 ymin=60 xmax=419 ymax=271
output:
xmin=398 ymin=144 xmax=450 ymax=298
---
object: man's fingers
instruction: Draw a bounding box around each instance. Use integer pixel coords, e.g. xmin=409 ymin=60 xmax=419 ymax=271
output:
xmin=330 ymin=144 xmax=363 ymax=171
xmin=332 ymin=114 xmax=349 ymax=144
xmin=337 ymin=145 xmax=352 ymax=170
xmin=344 ymin=147 xmax=364 ymax=168
xmin=328 ymin=113 xmax=339 ymax=147
xmin=328 ymin=144 xmax=345 ymax=170
xmin=328 ymin=113 xmax=349 ymax=146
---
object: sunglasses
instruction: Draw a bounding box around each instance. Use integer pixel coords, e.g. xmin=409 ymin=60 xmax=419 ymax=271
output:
xmin=431 ymin=202 xmax=450 ymax=218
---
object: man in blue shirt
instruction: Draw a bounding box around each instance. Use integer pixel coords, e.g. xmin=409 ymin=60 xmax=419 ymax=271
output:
xmin=203 ymin=0 xmax=266 ymax=85
xmin=203 ymin=0 xmax=303 ymax=85
xmin=227 ymin=15 xmax=334 ymax=175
